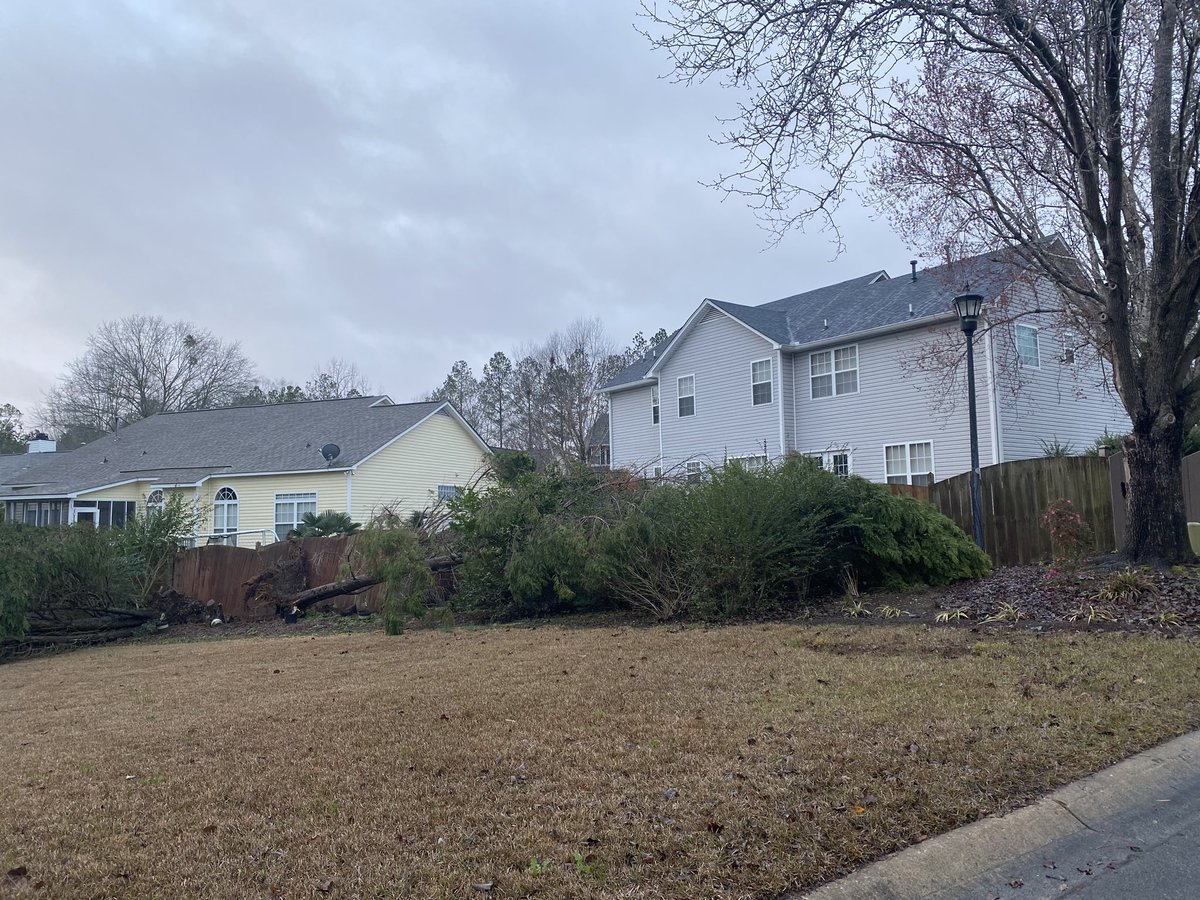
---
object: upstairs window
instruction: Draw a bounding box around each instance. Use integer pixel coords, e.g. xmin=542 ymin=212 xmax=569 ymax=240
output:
xmin=811 ymin=345 xmax=858 ymax=398
xmin=651 ymin=384 xmax=660 ymax=424
xmin=751 ymin=359 xmax=773 ymax=405
xmin=678 ymin=375 xmax=695 ymax=417
xmin=885 ymin=442 xmax=934 ymax=486
xmin=1016 ymin=325 xmax=1040 ymax=367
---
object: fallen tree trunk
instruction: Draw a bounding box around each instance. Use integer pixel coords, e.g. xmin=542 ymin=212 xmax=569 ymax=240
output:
xmin=286 ymin=554 xmax=462 ymax=613
xmin=6 ymin=607 xmax=159 ymax=652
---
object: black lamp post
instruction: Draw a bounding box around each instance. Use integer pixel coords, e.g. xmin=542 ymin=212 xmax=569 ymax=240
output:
xmin=953 ymin=293 xmax=986 ymax=550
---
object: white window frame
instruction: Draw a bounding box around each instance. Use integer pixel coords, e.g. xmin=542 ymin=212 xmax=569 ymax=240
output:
xmin=730 ymin=454 xmax=768 ymax=473
xmin=651 ymin=384 xmax=660 ymax=424
xmin=437 ymin=484 xmax=460 ymax=503
xmin=685 ymin=460 xmax=702 ymax=482
xmin=883 ymin=442 xmax=935 ymax=486
xmin=1016 ymin=324 xmax=1041 ymax=368
xmin=750 ymin=358 xmax=773 ymax=406
xmin=810 ymin=344 xmax=859 ymax=399
xmin=213 ymin=486 xmax=240 ymax=546
xmin=804 ymin=449 xmax=852 ymax=477
xmin=274 ymin=491 xmax=318 ymax=541
xmin=677 ymin=375 xmax=696 ymax=418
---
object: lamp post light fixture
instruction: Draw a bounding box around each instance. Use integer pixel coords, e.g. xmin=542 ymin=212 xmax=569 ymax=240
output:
xmin=953 ymin=293 xmax=986 ymax=550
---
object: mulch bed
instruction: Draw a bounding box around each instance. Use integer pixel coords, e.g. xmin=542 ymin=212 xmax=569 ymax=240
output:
xmin=811 ymin=556 xmax=1200 ymax=633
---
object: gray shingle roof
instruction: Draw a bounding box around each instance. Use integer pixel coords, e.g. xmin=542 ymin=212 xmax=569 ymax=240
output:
xmin=601 ymin=247 xmax=1027 ymax=391
xmin=0 ymin=396 xmax=467 ymax=499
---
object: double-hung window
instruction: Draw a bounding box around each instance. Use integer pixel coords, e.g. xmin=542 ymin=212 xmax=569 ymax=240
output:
xmin=731 ymin=454 xmax=768 ymax=473
xmin=677 ymin=375 xmax=695 ymax=417
xmin=685 ymin=460 xmax=702 ymax=483
xmin=651 ymin=385 xmax=660 ymax=424
xmin=437 ymin=484 xmax=461 ymax=503
xmin=275 ymin=491 xmax=317 ymax=541
xmin=884 ymin=442 xmax=934 ymax=486
xmin=213 ymin=487 xmax=240 ymax=545
xmin=810 ymin=345 xmax=858 ymax=398
xmin=1016 ymin=324 xmax=1040 ymax=367
xmin=751 ymin=359 xmax=773 ymax=405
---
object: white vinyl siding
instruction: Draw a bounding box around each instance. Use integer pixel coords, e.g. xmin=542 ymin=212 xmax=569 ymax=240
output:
xmin=810 ymin=345 xmax=858 ymax=398
xmin=678 ymin=375 xmax=696 ymax=417
xmin=608 ymin=385 xmax=661 ymax=471
xmin=274 ymin=491 xmax=317 ymax=541
xmin=751 ymin=359 xmax=773 ymax=405
xmin=885 ymin=441 xmax=934 ymax=485
xmin=1016 ymin=324 xmax=1040 ymax=367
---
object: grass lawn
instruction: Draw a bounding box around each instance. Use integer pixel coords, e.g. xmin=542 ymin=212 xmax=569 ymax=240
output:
xmin=3 ymin=624 xmax=1200 ymax=898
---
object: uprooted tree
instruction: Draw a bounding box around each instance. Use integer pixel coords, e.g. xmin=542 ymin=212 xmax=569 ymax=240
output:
xmin=642 ymin=0 xmax=1200 ymax=563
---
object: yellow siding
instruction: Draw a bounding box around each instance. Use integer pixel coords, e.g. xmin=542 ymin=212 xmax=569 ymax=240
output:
xmin=351 ymin=411 xmax=491 ymax=519
xmin=193 ymin=472 xmax=348 ymax=543
xmin=76 ymin=480 xmax=158 ymax=504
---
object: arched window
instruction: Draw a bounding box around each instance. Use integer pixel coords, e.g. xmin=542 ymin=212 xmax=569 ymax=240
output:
xmin=213 ymin=487 xmax=239 ymax=546
xmin=146 ymin=489 xmax=164 ymax=516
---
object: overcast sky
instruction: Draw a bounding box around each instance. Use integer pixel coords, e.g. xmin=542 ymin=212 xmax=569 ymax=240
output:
xmin=0 ymin=0 xmax=910 ymax=423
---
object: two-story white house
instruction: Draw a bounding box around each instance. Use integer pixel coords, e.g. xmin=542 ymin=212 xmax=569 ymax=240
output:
xmin=599 ymin=248 xmax=1129 ymax=484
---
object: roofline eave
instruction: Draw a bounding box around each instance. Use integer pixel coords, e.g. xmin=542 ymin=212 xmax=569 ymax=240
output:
xmin=785 ymin=311 xmax=959 ymax=353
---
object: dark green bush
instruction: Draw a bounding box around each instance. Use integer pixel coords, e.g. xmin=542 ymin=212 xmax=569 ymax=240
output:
xmin=448 ymin=455 xmax=989 ymax=621
xmin=0 ymin=523 xmax=139 ymax=641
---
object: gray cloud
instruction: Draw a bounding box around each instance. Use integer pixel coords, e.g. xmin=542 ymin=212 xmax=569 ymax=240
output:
xmin=0 ymin=0 xmax=909 ymax=420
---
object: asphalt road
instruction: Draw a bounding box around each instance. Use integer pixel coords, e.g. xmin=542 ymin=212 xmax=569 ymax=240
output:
xmin=794 ymin=730 xmax=1200 ymax=900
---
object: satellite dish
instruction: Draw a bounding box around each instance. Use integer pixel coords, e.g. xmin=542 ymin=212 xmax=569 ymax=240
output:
xmin=320 ymin=443 xmax=341 ymax=465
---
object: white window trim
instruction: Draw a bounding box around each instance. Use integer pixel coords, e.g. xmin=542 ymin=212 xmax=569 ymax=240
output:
xmin=1016 ymin=324 xmax=1041 ymax=368
xmin=804 ymin=448 xmax=853 ymax=477
xmin=883 ymin=441 xmax=936 ymax=485
xmin=750 ymin=357 xmax=774 ymax=406
xmin=677 ymin=374 xmax=696 ymax=418
xmin=274 ymin=491 xmax=318 ymax=540
xmin=809 ymin=343 xmax=860 ymax=399
xmin=729 ymin=454 xmax=769 ymax=473
xmin=437 ymin=484 xmax=461 ymax=502
xmin=651 ymin=384 xmax=660 ymax=424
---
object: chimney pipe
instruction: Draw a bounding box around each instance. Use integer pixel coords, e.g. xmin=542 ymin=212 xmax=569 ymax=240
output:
xmin=910 ymin=260 xmax=918 ymax=282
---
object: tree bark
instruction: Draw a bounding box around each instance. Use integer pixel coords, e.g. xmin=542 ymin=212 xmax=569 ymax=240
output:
xmin=284 ymin=554 xmax=462 ymax=613
xmin=1123 ymin=416 xmax=1193 ymax=563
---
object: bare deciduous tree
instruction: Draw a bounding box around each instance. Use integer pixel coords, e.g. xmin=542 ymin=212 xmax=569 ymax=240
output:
xmin=304 ymin=357 xmax=371 ymax=400
xmin=45 ymin=315 xmax=255 ymax=436
xmin=643 ymin=0 xmax=1200 ymax=562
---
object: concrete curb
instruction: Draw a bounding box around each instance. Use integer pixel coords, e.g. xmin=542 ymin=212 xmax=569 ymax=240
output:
xmin=791 ymin=728 xmax=1200 ymax=899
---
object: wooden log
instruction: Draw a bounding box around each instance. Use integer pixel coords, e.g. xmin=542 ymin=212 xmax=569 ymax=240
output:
xmin=286 ymin=554 xmax=462 ymax=613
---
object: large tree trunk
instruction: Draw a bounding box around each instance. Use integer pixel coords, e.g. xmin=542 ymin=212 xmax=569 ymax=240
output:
xmin=1124 ymin=415 xmax=1192 ymax=563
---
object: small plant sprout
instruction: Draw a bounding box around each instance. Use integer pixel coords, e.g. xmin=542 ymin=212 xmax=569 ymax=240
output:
xmin=982 ymin=602 xmax=1024 ymax=624
xmin=844 ymin=599 xmax=871 ymax=618
xmin=527 ymin=857 xmax=551 ymax=876
xmin=1068 ymin=605 xmax=1116 ymax=624
xmin=573 ymin=851 xmax=600 ymax=879
xmin=1154 ymin=610 xmax=1184 ymax=629
xmin=839 ymin=565 xmax=860 ymax=599
xmin=875 ymin=604 xmax=904 ymax=619
xmin=935 ymin=607 xmax=971 ymax=624
xmin=1096 ymin=567 xmax=1159 ymax=604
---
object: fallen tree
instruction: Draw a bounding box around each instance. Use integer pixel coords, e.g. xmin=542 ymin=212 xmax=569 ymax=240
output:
xmin=281 ymin=554 xmax=462 ymax=613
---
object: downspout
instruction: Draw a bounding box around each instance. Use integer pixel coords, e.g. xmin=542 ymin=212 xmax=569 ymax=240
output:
xmin=346 ymin=470 xmax=354 ymax=519
xmin=985 ymin=327 xmax=1002 ymax=464
xmin=657 ymin=379 xmax=664 ymax=470
xmin=776 ymin=349 xmax=785 ymax=458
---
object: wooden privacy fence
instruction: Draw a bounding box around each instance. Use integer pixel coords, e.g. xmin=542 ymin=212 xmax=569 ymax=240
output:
xmin=1109 ymin=451 xmax=1200 ymax=552
xmin=173 ymin=535 xmax=387 ymax=620
xmin=928 ymin=456 xmax=1114 ymax=566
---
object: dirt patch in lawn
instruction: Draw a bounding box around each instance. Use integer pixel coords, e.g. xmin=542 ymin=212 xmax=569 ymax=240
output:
xmin=2 ymin=624 xmax=1200 ymax=899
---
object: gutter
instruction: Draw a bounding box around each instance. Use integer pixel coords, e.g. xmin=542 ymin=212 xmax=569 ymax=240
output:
xmin=784 ymin=311 xmax=959 ymax=354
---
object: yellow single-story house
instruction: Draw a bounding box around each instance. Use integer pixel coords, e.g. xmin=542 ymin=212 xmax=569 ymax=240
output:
xmin=0 ymin=396 xmax=491 ymax=546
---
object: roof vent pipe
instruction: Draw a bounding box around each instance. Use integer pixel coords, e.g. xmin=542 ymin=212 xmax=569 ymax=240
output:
xmin=910 ymin=260 xmax=918 ymax=281
xmin=908 ymin=303 xmax=914 ymax=317
xmin=823 ymin=318 xmax=828 ymax=329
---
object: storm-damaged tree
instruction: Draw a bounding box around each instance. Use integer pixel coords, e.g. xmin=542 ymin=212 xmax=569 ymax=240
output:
xmin=45 ymin=315 xmax=255 ymax=436
xmin=642 ymin=0 xmax=1200 ymax=562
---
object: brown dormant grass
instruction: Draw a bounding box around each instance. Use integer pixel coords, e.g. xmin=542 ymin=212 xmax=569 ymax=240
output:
xmin=2 ymin=624 xmax=1200 ymax=898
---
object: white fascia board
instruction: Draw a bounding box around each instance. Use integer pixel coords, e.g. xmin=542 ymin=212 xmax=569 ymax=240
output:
xmin=597 ymin=376 xmax=659 ymax=397
xmin=369 ymin=395 xmax=396 ymax=407
xmin=647 ymin=300 xmax=780 ymax=377
xmin=191 ymin=467 xmax=352 ymax=491
xmin=788 ymin=312 xmax=959 ymax=354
